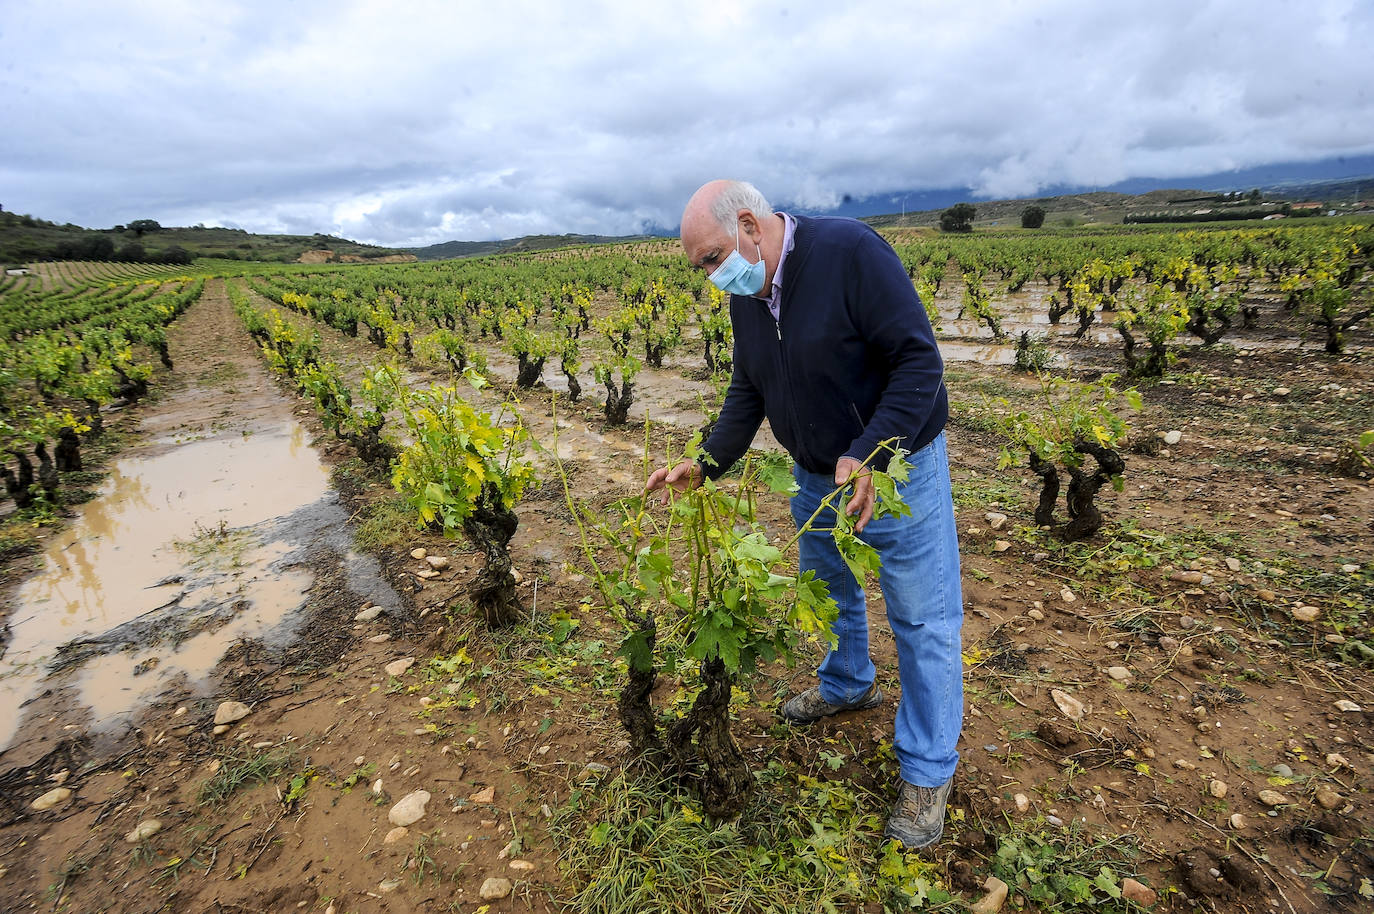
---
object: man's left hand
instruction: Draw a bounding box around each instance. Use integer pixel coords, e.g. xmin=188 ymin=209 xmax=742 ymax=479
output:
xmin=835 ymin=456 xmax=874 ymax=533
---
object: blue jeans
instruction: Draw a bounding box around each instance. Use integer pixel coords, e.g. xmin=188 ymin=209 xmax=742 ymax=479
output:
xmin=789 ymin=432 xmax=963 ymax=787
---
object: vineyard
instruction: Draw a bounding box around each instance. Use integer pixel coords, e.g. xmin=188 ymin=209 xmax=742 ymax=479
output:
xmin=1 ymin=218 xmax=1372 ymax=914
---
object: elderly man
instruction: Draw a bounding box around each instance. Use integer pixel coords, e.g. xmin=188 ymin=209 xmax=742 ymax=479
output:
xmin=646 ymin=179 xmax=963 ymax=849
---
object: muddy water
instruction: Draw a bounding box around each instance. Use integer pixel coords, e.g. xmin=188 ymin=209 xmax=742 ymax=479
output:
xmin=0 ymin=420 xmax=330 ymax=749
xmin=470 ymin=349 xmax=787 ymax=486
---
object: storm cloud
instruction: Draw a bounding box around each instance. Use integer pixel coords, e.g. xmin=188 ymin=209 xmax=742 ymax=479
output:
xmin=3 ymin=0 xmax=1371 ymax=245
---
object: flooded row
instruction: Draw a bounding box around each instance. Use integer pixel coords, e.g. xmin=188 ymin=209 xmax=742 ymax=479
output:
xmin=0 ymin=421 xmax=331 ymax=749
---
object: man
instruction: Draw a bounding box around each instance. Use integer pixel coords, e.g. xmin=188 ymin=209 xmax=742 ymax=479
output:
xmin=646 ymin=179 xmax=963 ymax=849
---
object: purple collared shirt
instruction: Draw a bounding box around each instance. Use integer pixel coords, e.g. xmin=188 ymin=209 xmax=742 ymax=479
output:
xmin=752 ymin=211 xmax=796 ymax=321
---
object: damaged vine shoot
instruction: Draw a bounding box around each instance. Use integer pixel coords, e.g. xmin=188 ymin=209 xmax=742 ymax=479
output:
xmin=562 ymin=434 xmax=911 ymax=818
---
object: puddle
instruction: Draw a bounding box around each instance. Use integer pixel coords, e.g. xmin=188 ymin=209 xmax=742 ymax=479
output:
xmin=0 ymin=421 xmax=331 ymax=749
xmin=939 ymin=341 xmax=1018 ymax=366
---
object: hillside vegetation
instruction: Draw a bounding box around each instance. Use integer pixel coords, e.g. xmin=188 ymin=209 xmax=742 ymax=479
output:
xmin=0 ymin=212 xmax=398 ymax=266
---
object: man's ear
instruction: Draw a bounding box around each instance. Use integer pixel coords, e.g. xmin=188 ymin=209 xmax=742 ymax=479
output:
xmin=737 ymin=209 xmax=760 ymax=242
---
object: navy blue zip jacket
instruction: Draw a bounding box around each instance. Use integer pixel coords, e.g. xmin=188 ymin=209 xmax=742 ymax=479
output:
xmin=700 ymin=214 xmax=947 ymax=479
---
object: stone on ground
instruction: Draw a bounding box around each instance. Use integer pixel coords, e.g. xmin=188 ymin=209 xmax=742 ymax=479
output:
xmin=125 ymin=820 xmax=162 ymax=843
xmin=389 ymin=790 xmax=431 ymax=827
xmin=1051 ymin=689 xmax=1085 ymax=720
xmin=970 ymin=876 xmax=1009 ymax=914
xmin=30 ymin=788 xmax=72 ymax=811
xmin=213 ymin=700 xmax=252 ymax=725
xmin=1121 ymin=878 xmax=1157 ymax=906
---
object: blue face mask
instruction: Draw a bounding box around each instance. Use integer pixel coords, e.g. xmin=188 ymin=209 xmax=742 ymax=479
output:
xmin=708 ymin=234 xmax=766 ymax=296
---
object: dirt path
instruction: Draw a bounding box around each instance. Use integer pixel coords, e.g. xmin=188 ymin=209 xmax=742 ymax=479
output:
xmin=0 ymin=280 xmax=544 ymax=912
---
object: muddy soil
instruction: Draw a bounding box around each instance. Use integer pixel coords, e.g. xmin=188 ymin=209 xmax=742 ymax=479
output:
xmin=1 ymin=275 xmax=1371 ymax=914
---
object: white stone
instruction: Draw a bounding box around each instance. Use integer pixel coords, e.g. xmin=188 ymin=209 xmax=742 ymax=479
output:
xmin=509 ymin=859 xmax=536 ymax=872
xmin=1107 ymin=666 xmax=1131 ymax=682
xmin=30 ymin=787 xmax=72 ymax=811
xmin=355 ymin=606 xmax=384 ymax=622
xmin=125 ymin=820 xmax=162 ymax=843
xmin=410 ymin=547 xmax=427 ymax=560
xmin=213 ymin=701 xmax=252 ymax=725
xmin=985 ymin=512 xmax=1008 ymax=530
xmin=1229 ymin=813 xmax=1247 ymax=829
xmin=1225 ymin=557 xmax=1242 ymax=572
xmin=971 ymin=876 xmax=1009 ymax=914
xmin=425 ymin=555 xmax=450 ymax=570
xmin=1258 ymin=790 xmax=1288 ymax=807
xmin=578 ymin=762 xmax=612 ymax=781
xmin=389 ymin=790 xmax=432 ymax=827
xmin=1209 ymin=780 xmax=1228 ymax=798
xmin=369 ymin=633 xmax=392 ymax=644
xmin=480 ymin=877 xmax=514 ymax=900
xmin=1334 ymin=699 xmax=1362 ymax=712
xmin=1163 ymin=430 xmax=1182 ymax=445
xmin=385 ymin=657 xmax=415 ymax=677
xmin=1014 ymin=793 xmax=1030 ymax=813
xmin=993 ymin=540 xmax=1011 ymax=553
xmin=1059 ymin=586 xmax=1076 ymax=603
xmin=1051 ymin=689 xmax=1085 ymax=720
xmin=1292 ymin=605 xmax=1320 ymax=622
xmin=1272 ymin=387 xmax=1291 ymax=397
xmin=1026 ymin=608 xmax=1044 ymax=621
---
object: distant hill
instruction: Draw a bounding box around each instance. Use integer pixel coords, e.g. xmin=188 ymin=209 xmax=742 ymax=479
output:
xmin=405 ymin=232 xmax=661 ymax=262
xmin=863 ymin=180 xmax=1373 ymax=230
xmin=0 ymin=212 xmax=401 ymax=266
xmin=0 ymin=209 xmax=659 ymax=267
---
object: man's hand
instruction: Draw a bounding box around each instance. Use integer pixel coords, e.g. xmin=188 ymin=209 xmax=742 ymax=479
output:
xmin=835 ymin=456 xmax=874 ymax=533
xmin=645 ymin=459 xmax=702 ymax=503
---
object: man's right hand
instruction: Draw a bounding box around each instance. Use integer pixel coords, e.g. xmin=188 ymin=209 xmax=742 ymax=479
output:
xmin=645 ymin=459 xmax=702 ymax=502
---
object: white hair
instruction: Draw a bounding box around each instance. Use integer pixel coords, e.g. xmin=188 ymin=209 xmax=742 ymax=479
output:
xmin=709 ymin=181 xmax=773 ymax=237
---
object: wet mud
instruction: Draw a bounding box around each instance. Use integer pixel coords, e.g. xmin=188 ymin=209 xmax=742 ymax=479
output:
xmin=0 ymin=281 xmax=403 ymax=761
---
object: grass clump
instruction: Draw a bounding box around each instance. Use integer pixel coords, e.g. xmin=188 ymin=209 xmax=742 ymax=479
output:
xmin=198 ymin=746 xmax=297 ymax=806
xmin=352 ymin=489 xmax=420 ymax=555
xmin=987 ymin=819 xmax=1146 ymax=913
xmin=552 ymin=767 xmax=959 ymax=914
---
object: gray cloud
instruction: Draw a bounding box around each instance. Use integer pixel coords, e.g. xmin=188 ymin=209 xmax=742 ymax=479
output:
xmin=2 ymin=0 xmax=1372 ymax=245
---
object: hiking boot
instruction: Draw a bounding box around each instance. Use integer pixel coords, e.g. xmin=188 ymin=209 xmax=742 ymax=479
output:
xmin=884 ymin=776 xmax=953 ymax=849
xmin=780 ymin=683 xmax=883 ymax=724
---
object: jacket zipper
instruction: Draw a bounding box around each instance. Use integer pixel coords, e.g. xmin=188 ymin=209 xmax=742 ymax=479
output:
xmin=774 ymin=317 xmax=812 ymax=469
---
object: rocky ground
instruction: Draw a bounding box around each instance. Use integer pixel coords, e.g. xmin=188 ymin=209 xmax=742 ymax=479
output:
xmin=0 ymin=278 xmax=1370 ymax=914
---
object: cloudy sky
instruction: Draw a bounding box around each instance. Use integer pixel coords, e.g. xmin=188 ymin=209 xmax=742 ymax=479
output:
xmin=3 ymin=0 xmax=1372 ymax=246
